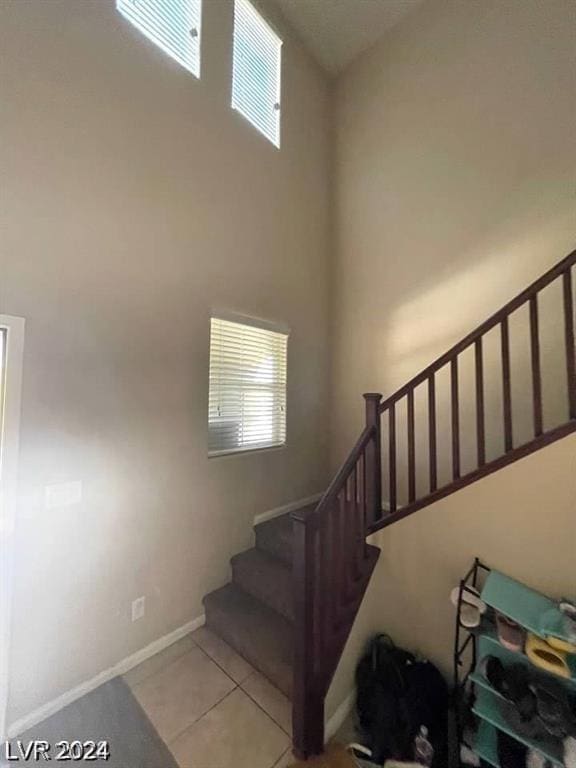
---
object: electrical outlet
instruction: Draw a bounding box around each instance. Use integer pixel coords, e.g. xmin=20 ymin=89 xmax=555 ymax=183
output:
xmin=131 ymin=596 xmax=146 ymax=622
xmin=45 ymin=481 xmax=82 ymax=509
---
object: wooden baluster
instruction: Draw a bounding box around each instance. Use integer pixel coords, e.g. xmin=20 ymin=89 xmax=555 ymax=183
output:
xmin=407 ymin=389 xmax=416 ymax=503
xmin=334 ymin=487 xmax=346 ymax=622
xmin=340 ymin=489 xmax=350 ymax=601
xmin=316 ymin=509 xmax=328 ymax=661
xmin=563 ymin=269 xmax=576 ymax=419
xmin=292 ymin=511 xmax=324 ymax=759
xmin=389 ymin=402 xmax=397 ymax=513
xmin=451 ymin=358 xmax=460 ymax=479
xmin=342 ymin=487 xmax=354 ymax=602
xmin=352 ymin=462 xmax=366 ymax=578
xmin=361 ymin=449 xmax=368 ymax=558
xmin=428 ymin=374 xmax=437 ymax=492
xmin=355 ymin=455 xmax=366 ymax=562
xmin=475 ymin=338 xmax=486 ymax=466
xmin=348 ymin=469 xmax=360 ymax=581
xmin=363 ymin=393 xmax=382 ymax=525
xmin=323 ymin=503 xmax=335 ymax=640
xmin=312 ymin=524 xmax=323 ymax=664
xmin=529 ymin=296 xmax=543 ymax=436
xmin=501 ymin=317 xmax=513 ymax=451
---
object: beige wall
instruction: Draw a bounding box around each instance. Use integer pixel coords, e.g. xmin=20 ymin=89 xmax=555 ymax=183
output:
xmin=0 ymin=0 xmax=331 ymax=724
xmin=332 ymin=0 xmax=576 ymax=474
xmin=327 ymin=0 xmax=576 ymax=715
xmin=328 ymin=433 xmax=576 ymax=716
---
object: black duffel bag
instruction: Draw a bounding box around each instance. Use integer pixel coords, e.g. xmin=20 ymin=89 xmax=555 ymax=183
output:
xmin=355 ymin=634 xmax=449 ymax=766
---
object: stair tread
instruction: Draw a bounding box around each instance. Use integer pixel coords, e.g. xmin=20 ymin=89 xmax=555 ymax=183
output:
xmin=232 ymin=548 xmax=293 ymax=620
xmin=203 ymin=583 xmax=293 ymax=697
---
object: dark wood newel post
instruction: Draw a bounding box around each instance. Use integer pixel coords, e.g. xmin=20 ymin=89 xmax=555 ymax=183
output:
xmin=363 ymin=393 xmax=383 ymax=527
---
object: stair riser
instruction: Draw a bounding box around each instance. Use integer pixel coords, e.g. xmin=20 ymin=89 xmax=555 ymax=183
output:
xmin=204 ymin=602 xmax=292 ymax=697
xmin=255 ymin=525 xmax=292 ymax=565
xmin=232 ymin=559 xmax=293 ymax=621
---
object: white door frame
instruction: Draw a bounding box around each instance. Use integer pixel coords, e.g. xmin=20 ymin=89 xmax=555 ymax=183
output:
xmin=0 ymin=315 xmax=25 ymax=741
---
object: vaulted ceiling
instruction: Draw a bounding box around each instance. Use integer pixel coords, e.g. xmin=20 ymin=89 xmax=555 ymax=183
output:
xmin=270 ymin=0 xmax=425 ymax=73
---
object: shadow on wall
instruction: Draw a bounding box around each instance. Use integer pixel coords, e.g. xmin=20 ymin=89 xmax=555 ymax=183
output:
xmin=376 ymin=212 xmax=575 ymax=505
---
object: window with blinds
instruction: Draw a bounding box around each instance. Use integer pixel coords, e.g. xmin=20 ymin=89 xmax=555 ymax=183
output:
xmin=116 ymin=0 xmax=202 ymax=78
xmin=231 ymin=0 xmax=282 ymax=147
xmin=208 ymin=316 xmax=288 ymax=456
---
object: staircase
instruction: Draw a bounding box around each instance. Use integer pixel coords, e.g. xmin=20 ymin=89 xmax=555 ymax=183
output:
xmin=203 ymin=500 xmax=380 ymax=748
xmin=202 ymin=249 xmax=576 ymax=760
xmin=203 ymin=509 xmax=306 ymax=698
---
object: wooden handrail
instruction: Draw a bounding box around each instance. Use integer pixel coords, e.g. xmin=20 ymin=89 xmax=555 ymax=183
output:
xmin=291 ymin=248 xmax=576 ymax=759
xmin=292 ymin=423 xmax=376 ymax=524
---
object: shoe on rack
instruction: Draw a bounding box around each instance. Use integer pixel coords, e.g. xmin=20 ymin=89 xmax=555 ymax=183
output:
xmin=526 ymin=633 xmax=571 ymax=679
xmin=479 ymin=656 xmax=537 ymax=721
xmin=532 ymin=678 xmax=576 ymax=739
xmin=450 ymin=585 xmax=487 ymax=629
xmin=495 ymin=612 xmax=526 ymax=652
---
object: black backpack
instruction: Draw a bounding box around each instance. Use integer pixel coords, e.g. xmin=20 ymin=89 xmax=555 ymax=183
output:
xmin=355 ymin=634 xmax=449 ymax=765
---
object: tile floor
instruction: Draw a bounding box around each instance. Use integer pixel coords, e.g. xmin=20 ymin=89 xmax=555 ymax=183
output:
xmin=123 ymin=627 xmax=295 ymax=768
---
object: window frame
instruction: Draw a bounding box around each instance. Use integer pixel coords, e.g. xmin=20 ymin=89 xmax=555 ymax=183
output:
xmin=207 ymin=311 xmax=289 ymax=458
xmin=116 ymin=0 xmax=203 ymax=79
xmin=231 ymin=0 xmax=283 ymax=148
xmin=0 ymin=315 xmax=25 ymax=741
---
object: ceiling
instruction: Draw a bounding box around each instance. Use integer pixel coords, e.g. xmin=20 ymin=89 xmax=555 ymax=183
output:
xmin=271 ymin=0 xmax=425 ymax=74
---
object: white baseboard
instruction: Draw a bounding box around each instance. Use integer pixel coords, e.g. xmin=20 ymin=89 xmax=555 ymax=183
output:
xmin=7 ymin=613 xmax=205 ymax=739
xmin=325 ymin=689 xmax=355 ymax=741
xmin=253 ymin=492 xmax=323 ymax=526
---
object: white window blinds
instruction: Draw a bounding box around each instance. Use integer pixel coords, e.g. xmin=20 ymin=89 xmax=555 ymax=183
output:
xmin=208 ymin=316 xmax=288 ymax=455
xmin=117 ymin=0 xmax=202 ymax=78
xmin=232 ymin=0 xmax=282 ymax=147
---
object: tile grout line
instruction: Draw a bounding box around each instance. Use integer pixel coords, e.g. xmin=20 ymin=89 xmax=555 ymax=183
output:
xmin=168 ymin=684 xmax=291 ymax=768
xmin=167 ymin=685 xmax=240 ymax=748
xmin=169 ymin=635 xmax=292 ymax=757
xmin=239 ymin=676 xmax=292 ymax=737
xmin=164 ymin=640 xmax=241 ymax=745
xmin=182 ymin=638 xmax=292 ymax=741
xmin=271 ymin=746 xmax=294 ymax=768
xmin=191 ymin=631 xmax=255 ymax=689
xmin=131 ymin=635 xmax=241 ymax=752
xmin=264 ymin=737 xmax=293 ymax=768
xmin=129 ymin=627 xmax=292 ymax=763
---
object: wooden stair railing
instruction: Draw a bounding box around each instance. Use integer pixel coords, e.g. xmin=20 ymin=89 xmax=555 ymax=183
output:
xmin=372 ymin=248 xmax=576 ymax=531
xmin=291 ymin=396 xmax=382 ymax=758
xmin=291 ymin=249 xmax=576 ymax=759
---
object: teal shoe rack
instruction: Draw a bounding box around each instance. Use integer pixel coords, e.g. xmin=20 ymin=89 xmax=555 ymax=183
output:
xmin=453 ymin=560 xmax=575 ymax=767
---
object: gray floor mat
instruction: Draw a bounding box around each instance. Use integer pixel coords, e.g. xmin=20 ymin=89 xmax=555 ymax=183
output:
xmin=2 ymin=677 xmax=178 ymax=767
